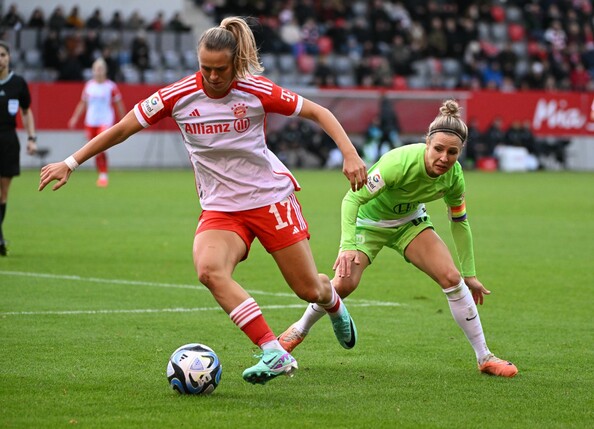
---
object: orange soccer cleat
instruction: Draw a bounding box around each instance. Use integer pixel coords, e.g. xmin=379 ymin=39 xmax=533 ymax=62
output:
xmin=278 ymin=324 xmax=307 ymax=353
xmin=479 ymin=354 xmax=518 ymax=378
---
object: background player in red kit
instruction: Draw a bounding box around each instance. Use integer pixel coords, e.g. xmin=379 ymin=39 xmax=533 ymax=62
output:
xmin=39 ymin=16 xmax=367 ymax=384
xmin=68 ymin=57 xmax=126 ymax=187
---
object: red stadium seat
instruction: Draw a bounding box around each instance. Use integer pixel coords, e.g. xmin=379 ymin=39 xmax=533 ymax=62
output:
xmin=491 ymin=5 xmax=506 ymax=22
xmin=508 ymin=23 xmax=525 ymax=42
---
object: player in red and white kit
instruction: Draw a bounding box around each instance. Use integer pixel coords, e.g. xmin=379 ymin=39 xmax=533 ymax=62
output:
xmin=68 ymin=58 xmax=126 ymax=187
xmin=39 ymin=17 xmax=367 ymax=385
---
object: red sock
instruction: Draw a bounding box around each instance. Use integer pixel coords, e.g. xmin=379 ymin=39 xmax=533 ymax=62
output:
xmin=95 ymin=152 xmax=108 ymax=173
xmin=229 ymin=298 xmax=276 ymax=347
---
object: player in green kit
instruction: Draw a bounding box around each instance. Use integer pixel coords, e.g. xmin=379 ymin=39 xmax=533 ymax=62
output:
xmin=279 ymin=99 xmax=518 ymax=378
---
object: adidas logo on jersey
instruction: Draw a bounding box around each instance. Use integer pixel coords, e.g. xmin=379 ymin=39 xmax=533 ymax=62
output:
xmin=189 ymin=108 xmax=200 ymax=117
xmin=292 ymin=226 xmax=300 ymax=235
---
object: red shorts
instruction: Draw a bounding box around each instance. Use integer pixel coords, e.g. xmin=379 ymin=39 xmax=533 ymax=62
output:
xmin=196 ymin=194 xmax=310 ymax=259
xmin=85 ymin=125 xmax=109 ymax=140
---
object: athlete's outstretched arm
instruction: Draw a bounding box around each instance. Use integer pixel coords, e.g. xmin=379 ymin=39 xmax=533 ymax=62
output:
xmin=39 ymin=111 xmax=143 ymax=191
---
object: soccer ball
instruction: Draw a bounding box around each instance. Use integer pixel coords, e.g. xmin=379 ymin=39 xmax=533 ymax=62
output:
xmin=167 ymin=343 xmax=222 ymax=395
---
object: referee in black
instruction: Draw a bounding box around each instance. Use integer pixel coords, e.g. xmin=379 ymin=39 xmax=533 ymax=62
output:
xmin=0 ymin=40 xmax=37 ymax=255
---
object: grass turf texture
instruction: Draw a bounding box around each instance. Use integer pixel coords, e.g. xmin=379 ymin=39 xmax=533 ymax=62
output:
xmin=1 ymin=169 xmax=592 ymax=428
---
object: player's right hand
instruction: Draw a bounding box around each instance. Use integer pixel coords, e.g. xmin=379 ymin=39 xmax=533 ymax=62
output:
xmin=39 ymin=162 xmax=73 ymax=191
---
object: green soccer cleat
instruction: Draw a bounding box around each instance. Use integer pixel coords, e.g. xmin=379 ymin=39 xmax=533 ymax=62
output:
xmin=242 ymin=349 xmax=298 ymax=385
xmin=330 ymin=305 xmax=358 ymax=349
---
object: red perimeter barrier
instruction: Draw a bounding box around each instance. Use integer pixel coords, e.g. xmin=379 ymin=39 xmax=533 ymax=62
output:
xmin=24 ymin=82 xmax=594 ymax=137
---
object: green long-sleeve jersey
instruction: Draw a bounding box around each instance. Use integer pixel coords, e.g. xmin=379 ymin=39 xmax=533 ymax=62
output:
xmin=341 ymin=143 xmax=476 ymax=277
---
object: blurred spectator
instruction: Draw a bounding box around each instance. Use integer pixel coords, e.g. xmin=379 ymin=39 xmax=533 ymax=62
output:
xmin=168 ymin=12 xmax=191 ymax=32
xmin=80 ymin=30 xmax=104 ymax=68
xmin=42 ymin=30 xmax=62 ymax=70
xmin=273 ymin=118 xmax=321 ymax=168
xmin=482 ymin=116 xmax=506 ymax=155
xmin=147 ymin=11 xmax=165 ymax=32
xmin=354 ymin=49 xmax=375 ymax=86
xmin=312 ymin=55 xmax=336 ymax=87
xmin=66 ymin=6 xmax=84 ymax=29
xmin=279 ymin=17 xmax=302 ymax=54
xmin=389 ymin=34 xmax=412 ymax=76
xmin=300 ymin=18 xmax=320 ymax=55
xmin=444 ymin=16 xmax=465 ymax=58
xmin=108 ymin=11 xmax=125 ymax=31
xmin=101 ymin=46 xmax=123 ymax=82
xmin=426 ymin=16 xmax=447 ymax=58
xmin=86 ymin=9 xmax=104 ymax=30
xmin=497 ymin=43 xmax=518 ymax=79
xmin=253 ymin=16 xmax=289 ymax=54
xmin=373 ymin=56 xmax=395 ymax=87
xmin=519 ymin=120 xmax=537 ymax=156
xmin=58 ymin=33 xmax=84 ymax=81
xmin=48 ymin=6 xmax=67 ymax=32
xmin=1 ymin=3 xmax=24 ymax=30
xmin=505 ymin=120 xmax=524 ymax=148
xmin=481 ymin=61 xmax=504 ymax=89
xmin=127 ymin=11 xmax=145 ymax=31
xmin=378 ymin=95 xmax=401 ymax=148
xmin=521 ymin=61 xmax=547 ymax=89
xmin=544 ymin=20 xmax=567 ymax=51
xmin=363 ymin=96 xmax=402 ymax=164
xmin=324 ymin=18 xmax=349 ymax=55
xmin=27 ymin=8 xmax=46 ymax=29
xmin=131 ymin=30 xmax=150 ymax=83
xmin=569 ymin=61 xmax=591 ymax=91
xmin=500 ymin=76 xmax=517 ymax=92
xmin=363 ymin=116 xmax=383 ymax=165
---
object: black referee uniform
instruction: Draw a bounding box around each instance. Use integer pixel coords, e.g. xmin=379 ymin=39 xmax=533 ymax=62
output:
xmin=0 ymin=70 xmax=31 ymax=178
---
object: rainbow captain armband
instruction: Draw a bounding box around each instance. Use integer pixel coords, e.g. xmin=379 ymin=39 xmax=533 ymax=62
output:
xmin=448 ymin=202 xmax=467 ymax=222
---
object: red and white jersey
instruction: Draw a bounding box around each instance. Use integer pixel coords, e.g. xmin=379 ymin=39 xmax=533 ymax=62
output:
xmin=82 ymin=79 xmax=122 ymax=127
xmin=134 ymin=73 xmax=303 ymax=211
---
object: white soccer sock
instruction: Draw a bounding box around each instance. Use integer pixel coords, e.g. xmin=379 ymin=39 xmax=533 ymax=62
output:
xmin=261 ymin=339 xmax=285 ymax=352
xmin=443 ymin=280 xmax=491 ymax=361
xmin=292 ymin=303 xmax=327 ymax=335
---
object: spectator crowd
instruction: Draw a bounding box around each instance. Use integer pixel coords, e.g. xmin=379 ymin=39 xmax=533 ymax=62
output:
xmin=1 ymin=1 xmax=593 ymax=91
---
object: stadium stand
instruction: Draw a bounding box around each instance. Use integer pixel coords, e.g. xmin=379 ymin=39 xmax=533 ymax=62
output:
xmin=0 ymin=1 xmax=592 ymax=91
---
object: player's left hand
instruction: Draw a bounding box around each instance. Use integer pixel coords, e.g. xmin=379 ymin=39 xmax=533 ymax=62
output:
xmin=464 ymin=276 xmax=491 ymax=305
xmin=342 ymin=153 xmax=367 ymax=192
xmin=39 ymin=161 xmax=73 ymax=191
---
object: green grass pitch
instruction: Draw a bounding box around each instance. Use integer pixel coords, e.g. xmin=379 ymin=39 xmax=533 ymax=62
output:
xmin=1 ymin=168 xmax=593 ymax=428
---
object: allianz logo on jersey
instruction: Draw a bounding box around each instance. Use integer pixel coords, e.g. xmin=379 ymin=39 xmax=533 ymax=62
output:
xmin=184 ymin=118 xmax=251 ymax=135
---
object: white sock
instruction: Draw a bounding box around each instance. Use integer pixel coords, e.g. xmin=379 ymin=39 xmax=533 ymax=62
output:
xmin=292 ymin=303 xmax=327 ymax=335
xmin=317 ymin=282 xmax=347 ymax=320
xmin=261 ymin=339 xmax=285 ymax=352
xmin=443 ymin=280 xmax=491 ymax=361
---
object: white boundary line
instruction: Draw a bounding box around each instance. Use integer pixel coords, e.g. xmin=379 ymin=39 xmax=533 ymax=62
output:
xmin=0 ymin=270 xmax=403 ymax=316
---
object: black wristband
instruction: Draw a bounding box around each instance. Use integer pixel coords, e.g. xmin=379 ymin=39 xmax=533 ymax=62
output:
xmin=28 ymin=136 xmax=37 ymax=142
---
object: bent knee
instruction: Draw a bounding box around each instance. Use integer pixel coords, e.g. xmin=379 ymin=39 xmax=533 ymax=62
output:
xmin=332 ymin=276 xmax=359 ymax=298
xmin=437 ymin=269 xmax=462 ymax=289
xmin=196 ymin=263 xmax=227 ymax=289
